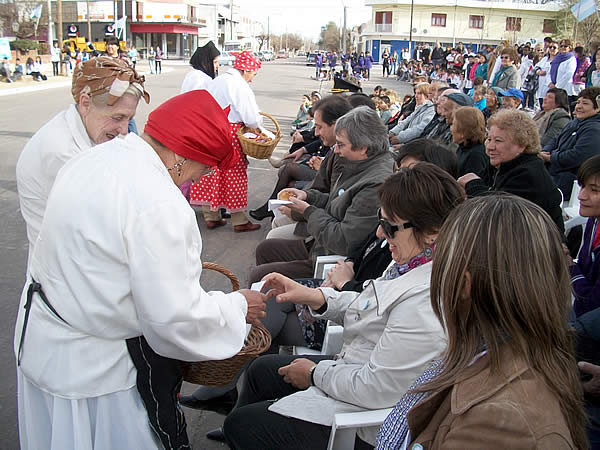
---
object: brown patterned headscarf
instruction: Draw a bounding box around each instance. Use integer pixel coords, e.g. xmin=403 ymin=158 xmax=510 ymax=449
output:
xmin=71 ymin=56 xmax=150 ymax=106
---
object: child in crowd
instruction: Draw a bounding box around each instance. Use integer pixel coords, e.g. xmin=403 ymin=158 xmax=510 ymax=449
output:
xmin=472 ymin=85 xmax=488 ymax=111
xmin=292 ymin=94 xmax=312 ymax=132
xmin=378 ymin=95 xmax=392 ymax=124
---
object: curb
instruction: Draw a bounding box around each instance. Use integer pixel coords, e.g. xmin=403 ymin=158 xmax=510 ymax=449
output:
xmin=0 ymin=66 xmax=175 ymax=97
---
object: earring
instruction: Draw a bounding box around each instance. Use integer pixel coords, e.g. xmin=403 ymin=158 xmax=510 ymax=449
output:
xmin=167 ymin=158 xmax=186 ymax=177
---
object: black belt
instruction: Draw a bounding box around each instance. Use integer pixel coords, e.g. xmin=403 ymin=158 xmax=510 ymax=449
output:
xmin=17 ymin=278 xmax=68 ymax=366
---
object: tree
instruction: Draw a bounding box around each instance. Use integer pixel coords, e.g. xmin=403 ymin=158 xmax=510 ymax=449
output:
xmin=554 ymin=0 xmax=600 ymax=50
xmin=1 ymin=0 xmax=49 ymax=40
xmin=257 ymin=32 xmax=268 ymax=51
xmin=319 ymin=21 xmax=341 ymax=52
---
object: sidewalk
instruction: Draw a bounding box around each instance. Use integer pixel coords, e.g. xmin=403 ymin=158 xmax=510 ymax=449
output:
xmin=0 ymin=61 xmax=177 ymax=97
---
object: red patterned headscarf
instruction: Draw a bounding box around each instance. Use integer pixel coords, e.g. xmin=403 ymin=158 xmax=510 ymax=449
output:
xmin=233 ymin=51 xmax=262 ymax=72
xmin=144 ymin=90 xmax=237 ymax=171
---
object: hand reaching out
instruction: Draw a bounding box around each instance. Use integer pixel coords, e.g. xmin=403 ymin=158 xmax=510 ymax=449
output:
xmin=262 ymin=273 xmax=325 ymax=310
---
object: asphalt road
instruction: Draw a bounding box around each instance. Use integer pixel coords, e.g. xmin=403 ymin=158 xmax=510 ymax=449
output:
xmin=0 ymin=57 xmax=410 ymax=449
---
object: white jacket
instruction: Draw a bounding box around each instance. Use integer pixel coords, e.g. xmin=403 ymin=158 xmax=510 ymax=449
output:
xmin=180 ymin=69 xmax=212 ymax=94
xmin=535 ymin=56 xmax=552 ymax=99
xmin=206 ymin=68 xmax=262 ymax=127
xmin=556 ymin=55 xmax=577 ymax=96
xmin=15 ymin=133 xmax=248 ymax=399
xmin=16 ymin=104 xmax=93 ymax=271
xmin=269 ymin=262 xmax=446 ymax=445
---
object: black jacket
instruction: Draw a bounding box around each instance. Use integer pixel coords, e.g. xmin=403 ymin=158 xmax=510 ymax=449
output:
xmin=544 ymin=113 xmax=600 ymax=199
xmin=342 ymin=229 xmax=393 ymax=292
xmin=456 ymin=142 xmax=489 ymax=178
xmin=465 ymin=153 xmax=565 ymax=234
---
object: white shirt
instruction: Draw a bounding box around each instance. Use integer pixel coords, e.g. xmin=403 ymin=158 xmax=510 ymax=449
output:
xmin=180 ymin=69 xmax=212 ymax=94
xmin=556 ymin=55 xmax=578 ymax=96
xmin=535 ymin=56 xmax=552 ymax=99
xmin=15 ymin=133 xmax=248 ymax=399
xmin=206 ymin=68 xmax=262 ymax=127
xmin=51 ymin=46 xmax=61 ymax=62
xmin=518 ymin=56 xmax=534 ymax=89
xmin=16 ymin=104 xmax=94 ymax=271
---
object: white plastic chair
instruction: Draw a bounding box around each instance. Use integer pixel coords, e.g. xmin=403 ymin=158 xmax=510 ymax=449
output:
xmin=563 ymin=181 xmax=586 ymax=232
xmin=327 ymin=408 xmax=393 ymax=450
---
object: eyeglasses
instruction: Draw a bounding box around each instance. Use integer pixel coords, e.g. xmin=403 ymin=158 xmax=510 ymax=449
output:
xmin=377 ymin=208 xmax=414 ymax=237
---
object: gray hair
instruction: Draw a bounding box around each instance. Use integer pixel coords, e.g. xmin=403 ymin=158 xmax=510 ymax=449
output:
xmin=334 ymin=106 xmax=388 ymax=157
xmin=90 ymin=85 xmax=143 ymax=107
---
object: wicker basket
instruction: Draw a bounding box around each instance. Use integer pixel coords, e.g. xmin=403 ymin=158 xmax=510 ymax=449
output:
xmin=237 ymin=112 xmax=281 ymax=160
xmin=179 ymin=262 xmax=272 ymax=386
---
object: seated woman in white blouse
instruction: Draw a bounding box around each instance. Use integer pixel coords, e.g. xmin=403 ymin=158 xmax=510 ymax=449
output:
xmin=221 ymin=163 xmax=465 ymax=449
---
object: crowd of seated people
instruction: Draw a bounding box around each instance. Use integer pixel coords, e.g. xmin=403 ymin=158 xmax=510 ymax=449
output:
xmin=177 ymin=78 xmax=600 ymax=447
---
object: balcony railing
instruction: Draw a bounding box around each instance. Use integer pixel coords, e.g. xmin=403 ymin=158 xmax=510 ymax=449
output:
xmin=375 ymin=23 xmax=392 ymax=32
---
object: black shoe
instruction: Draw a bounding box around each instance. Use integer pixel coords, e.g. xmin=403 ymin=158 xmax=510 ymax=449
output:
xmin=206 ymin=427 xmax=225 ymax=442
xmin=178 ymin=388 xmax=237 ymax=415
xmin=220 ymin=208 xmax=231 ymax=219
xmin=249 ymin=207 xmax=273 ymax=221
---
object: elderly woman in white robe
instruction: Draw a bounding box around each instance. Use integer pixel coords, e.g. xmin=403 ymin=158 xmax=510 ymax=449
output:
xmin=16 ymin=56 xmax=149 ymax=272
xmin=14 ymin=90 xmax=269 ymax=450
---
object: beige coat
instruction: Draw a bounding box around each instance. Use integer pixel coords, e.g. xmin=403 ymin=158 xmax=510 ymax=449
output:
xmin=407 ymin=347 xmax=575 ymax=449
xmin=269 ymin=262 xmax=446 ymax=445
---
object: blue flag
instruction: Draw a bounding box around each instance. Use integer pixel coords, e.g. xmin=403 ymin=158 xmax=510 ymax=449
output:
xmin=571 ymin=0 xmax=597 ymax=22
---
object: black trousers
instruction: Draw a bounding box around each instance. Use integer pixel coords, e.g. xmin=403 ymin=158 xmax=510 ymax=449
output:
xmin=223 ymin=354 xmax=374 ymax=450
xmin=249 ymin=238 xmax=313 ymax=285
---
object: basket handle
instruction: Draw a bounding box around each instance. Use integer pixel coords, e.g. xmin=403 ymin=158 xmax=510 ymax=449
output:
xmin=260 ymin=112 xmax=280 ymax=136
xmin=202 ymin=262 xmax=240 ymax=291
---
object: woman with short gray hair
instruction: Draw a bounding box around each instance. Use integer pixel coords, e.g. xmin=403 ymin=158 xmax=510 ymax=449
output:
xmin=334 ymin=105 xmax=389 ymax=158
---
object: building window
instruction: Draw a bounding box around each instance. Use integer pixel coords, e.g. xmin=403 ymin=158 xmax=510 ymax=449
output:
xmin=431 ymin=13 xmax=446 ymax=27
xmin=469 ymin=15 xmax=484 ymax=29
xmin=375 ymin=11 xmax=392 ymax=32
xmin=543 ymin=19 xmax=556 ymax=33
xmin=506 ymin=17 xmax=521 ymax=31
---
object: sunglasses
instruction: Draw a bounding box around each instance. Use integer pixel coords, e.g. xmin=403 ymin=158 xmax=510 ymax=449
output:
xmin=377 ymin=208 xmax=414 ymax=237
xmin=549 ymin=46 xmax=558 ymax=50
xmin=560 ymin=44 xmax=570 ymax=48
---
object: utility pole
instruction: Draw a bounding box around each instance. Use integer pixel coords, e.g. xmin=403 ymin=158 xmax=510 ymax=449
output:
xmin=122 ymin=0 xmax=126 ymax=43
xmin=229 ymin=0 xmax=233 ymax=41
xmin=57 ymin=0 xmax=63 ymax=74
xmin=342 ymin=6 xmax=347 ymax=53
xmin=408 ymin=0 xmax=414 ymax=57
xmin=267 ymin=16 xmax=270 ymax=51
xmin=86 ymin=0 xmax=91 ymax=41
xmin=47 ymin=0 xmax=53 ymax=50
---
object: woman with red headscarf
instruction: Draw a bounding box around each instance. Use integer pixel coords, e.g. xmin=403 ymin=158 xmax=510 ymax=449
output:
xmin=14 ymin=90 xmax=268 ymax=450
xmin=190 ymin=50 xmax=264 ymax=232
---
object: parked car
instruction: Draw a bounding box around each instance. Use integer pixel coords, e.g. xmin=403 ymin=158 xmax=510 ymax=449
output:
xmin=218 ymin=51 xmax=235 ymax=66
xmin=277 ymin=50 xmax=288 ymax=59
xmin=306 ymin=52 xmax=317 ymax=66
xmin=262 ymin=51 xmax=274 ymax=61
xmin=297 ymin=51 xmax=306 ymax=57
xmin=256 ymin=51 xmax=264 ymax=61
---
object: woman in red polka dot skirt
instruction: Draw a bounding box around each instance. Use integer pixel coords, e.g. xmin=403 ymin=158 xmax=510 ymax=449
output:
xmin=189 ymin=51 xmax=263 ymax=232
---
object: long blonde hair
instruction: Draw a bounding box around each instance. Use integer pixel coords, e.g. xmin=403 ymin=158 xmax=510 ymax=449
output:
xmin=424 ymin=194 xmax=587 ymax=449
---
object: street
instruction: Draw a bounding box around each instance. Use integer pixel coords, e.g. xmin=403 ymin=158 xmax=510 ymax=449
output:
xmin=0 ymin=57 xmax=410 ymax=449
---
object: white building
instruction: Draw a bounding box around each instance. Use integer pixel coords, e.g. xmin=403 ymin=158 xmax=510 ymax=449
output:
xmin=360 ymin=0 xmax=562 ymax=62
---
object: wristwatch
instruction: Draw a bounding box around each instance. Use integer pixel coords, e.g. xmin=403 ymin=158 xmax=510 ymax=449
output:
xmin=309 ymin=365 xmax=317 ymax=386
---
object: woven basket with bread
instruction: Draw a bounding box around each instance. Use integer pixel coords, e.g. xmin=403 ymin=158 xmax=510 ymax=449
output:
xmin=237 ymin=112 xmax=281 ymax=160
xmin=179 ymin=262 xmax=271 ymax=386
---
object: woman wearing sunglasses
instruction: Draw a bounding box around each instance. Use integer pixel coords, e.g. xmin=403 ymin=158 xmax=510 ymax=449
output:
xmin=222 ymin=163 xmax=464 ymax=450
